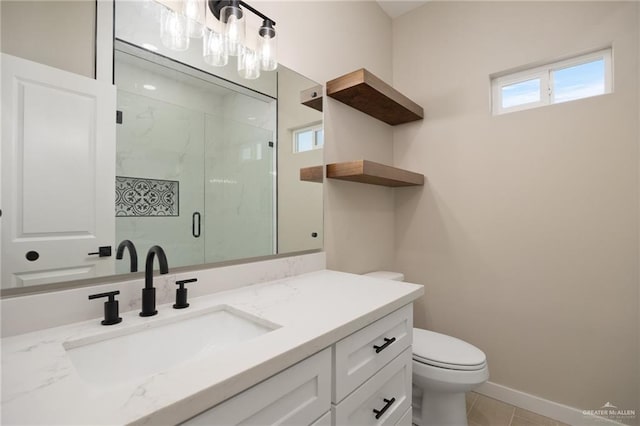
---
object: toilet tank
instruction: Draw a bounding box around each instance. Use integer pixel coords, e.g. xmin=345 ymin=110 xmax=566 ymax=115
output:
xmin=363 ymin=271 xmax=405 ymax=281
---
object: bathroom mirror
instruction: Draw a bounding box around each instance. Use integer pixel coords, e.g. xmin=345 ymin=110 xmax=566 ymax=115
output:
xmin=0 ymin=1 xmax=323 ymax=294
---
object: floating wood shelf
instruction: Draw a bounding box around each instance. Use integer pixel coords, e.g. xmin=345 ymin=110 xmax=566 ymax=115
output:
xmin=300 ymin=85 xmax=323 ymax=112
xmin=326 ymin=160 xmax=424 ymax=187
xmin=300 ymin=165 xmax=324 ymax=183
xmin=326 ymin=69 xmax=423 ymax=125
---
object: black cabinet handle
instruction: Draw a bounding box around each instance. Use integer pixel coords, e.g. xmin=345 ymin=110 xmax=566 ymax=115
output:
xmin=373 ymin=397 xmax=396 ymax=419
xmin=192 ymin=212 xmax=201 ymax=238
xmin=373 ymin=337 xmax=396 ymax=354
xmin=88 ymin=246 xmax=112 ymax=257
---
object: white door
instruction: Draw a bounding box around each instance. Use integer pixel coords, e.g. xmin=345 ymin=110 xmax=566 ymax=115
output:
xmin=1 ymin=54 xmax=116 ymax=288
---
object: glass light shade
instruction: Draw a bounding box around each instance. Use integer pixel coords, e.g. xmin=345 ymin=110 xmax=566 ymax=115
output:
xmin=203 ymin=28 xmax=229 ymax=67
xmin=160 ymin=7 xmax=190 ymax=51
xmin=143 ymin=0 xmax=162 ymax=23
xmin=237 ymin=47 xmax=261 ymax=80
xmin=258 ymin=31 xmax=277 ymax=71
xmin=182 ymin=0 xmax=204 ymax=38
xmin=221 ymin=5 xmax=245 ymax=56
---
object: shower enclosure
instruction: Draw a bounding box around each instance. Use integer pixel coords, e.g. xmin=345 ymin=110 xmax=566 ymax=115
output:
xmin=114 ymin=48 xmax=276 ymax=273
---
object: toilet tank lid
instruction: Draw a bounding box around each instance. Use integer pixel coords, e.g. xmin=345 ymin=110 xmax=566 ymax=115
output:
xmin=363 ymin=271 xmax=405 ymax=281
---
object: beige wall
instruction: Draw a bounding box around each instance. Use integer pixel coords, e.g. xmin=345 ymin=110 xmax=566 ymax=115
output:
xmin=637 ymin=2 xmax=640 ymax=417
xmin=260 ymin=1 xmax=396 ymax=273
xmin=393 ymin=1 xmax=639 ymax=417
xmin=0 ymin=1 xmax=95 ymax=78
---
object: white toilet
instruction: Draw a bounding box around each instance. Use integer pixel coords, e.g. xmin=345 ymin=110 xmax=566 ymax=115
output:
xmin=364 ymin=271 xmax=489 ymax=426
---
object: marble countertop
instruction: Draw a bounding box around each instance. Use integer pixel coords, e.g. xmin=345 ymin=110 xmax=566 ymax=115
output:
xmin=2 ymin=270 xmax=423 ymax=425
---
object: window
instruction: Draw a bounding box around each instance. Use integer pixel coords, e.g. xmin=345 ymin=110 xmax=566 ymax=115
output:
xmin=293 ymin=124 xmax=324 ymax=153
xmin=492 ymin=49 xmax=612 ymax=115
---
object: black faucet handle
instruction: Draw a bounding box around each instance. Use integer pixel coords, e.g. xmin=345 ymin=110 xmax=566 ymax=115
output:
xmin=176 ymin=278 xmax=197 ymax=286
xmin=174 ymin=278 xmax=197 ymax=309
xmin=88 ymin=290 xmax=120 ymax=300
xmin=88 ymin=290 xmax=122 ymax=325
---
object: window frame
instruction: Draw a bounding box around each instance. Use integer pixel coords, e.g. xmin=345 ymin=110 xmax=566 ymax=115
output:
xmin=491 ymin=48 xmax=612 ymax=115
xmin=292 ymin=123 xmax=323 ymax=153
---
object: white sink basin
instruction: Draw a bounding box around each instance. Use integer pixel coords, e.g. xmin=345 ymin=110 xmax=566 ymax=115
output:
xmin=63 ymin=305 xmax=280 ymax=386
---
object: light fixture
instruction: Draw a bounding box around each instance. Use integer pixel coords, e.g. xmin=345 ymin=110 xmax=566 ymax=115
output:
xmin=203 ymin=27 xmax=228 ymax=67
xmin=257 ymin=19 xmax=277 ymax=71
xmin=154 ymin=0 xmax=277 ymax=79
xmin=218 ymin=0 xmax=245 ymax=56
xmin=160 ymin=6 xmax=190 ymax=51
xmin=182 ymin=0 xmax=205 ymax=38
xmin=237 ymin=46 xmax=261 ymax=80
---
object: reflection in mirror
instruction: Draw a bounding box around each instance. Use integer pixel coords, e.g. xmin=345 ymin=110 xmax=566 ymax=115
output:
xmin=277 ymin=68 xmax=324 ymax=253
xmin=114 ymin=44 xmax=276 ymax=273
xmin=0 ymin=6 xmax=323 ymax=295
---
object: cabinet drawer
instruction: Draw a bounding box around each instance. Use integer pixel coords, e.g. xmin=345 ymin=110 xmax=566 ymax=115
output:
xmin=182 ymin=348 xmax=331 ymax=425
xmin=333 ymin=304 xmax=412 ymax=403
xmin=395 ymin=407 xmax=412 ymax=426
xmin=332 ymin=347 xmax=412 ymax=426
xmin=310 ymin=411 xmax=331 ymax=426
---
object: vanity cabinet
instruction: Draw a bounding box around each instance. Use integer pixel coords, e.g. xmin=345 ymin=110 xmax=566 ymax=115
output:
xmin=311 ymin=411 xmax=332 ymax=425
xmin=182 ymin=304 xmax=413 ymax=426
xmin=332 ymin=348 xmax=412 ymax=425
xmin=332 ymin=304 xmax=413 ymax=426
xmin=182 ymin=348 xmax=332 ymax=425
xmin=333 ymin=304 xmax=412 ymax=402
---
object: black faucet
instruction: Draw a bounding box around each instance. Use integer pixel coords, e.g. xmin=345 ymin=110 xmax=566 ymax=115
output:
xmin=116 ymin=240 xmax=138 ymax=272
xmin=140 ymin=245 xmax=169 ymax=317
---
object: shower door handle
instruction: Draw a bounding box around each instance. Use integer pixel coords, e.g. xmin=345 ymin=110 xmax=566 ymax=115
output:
xmin=192 ymin=212 xmax=201 ymax=238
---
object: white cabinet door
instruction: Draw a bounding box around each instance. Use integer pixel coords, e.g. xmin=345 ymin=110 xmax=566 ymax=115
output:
xmin=333 ymin=304 xmax=412 ymax=403
xmin=394 ymin=407 xmax=412 ymax=426
xmin=1 ymin=54 xmax=116 ymax=288
xmin=310 ymin=411 xmax=331 ymax=426
xmin=182 ymin=348 xmax=331 ymax=425
xmin=332 ymin=348 xmax=412 ymax=426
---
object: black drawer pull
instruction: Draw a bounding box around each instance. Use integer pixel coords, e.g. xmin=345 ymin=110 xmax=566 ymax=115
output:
xmin=373 ymin=337 xmax=396 ymax=353
xmin=373 ymin=397 xmax=396 ymax=419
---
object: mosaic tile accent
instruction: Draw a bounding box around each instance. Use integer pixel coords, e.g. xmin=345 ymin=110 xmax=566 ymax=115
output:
xmin=115 ymin=176 xmax=179 ymax=217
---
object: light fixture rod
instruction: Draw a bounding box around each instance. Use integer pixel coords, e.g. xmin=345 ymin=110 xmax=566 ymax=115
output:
xmin=238 ymin=1 xmax=276 ymax=26
xmin=208 ymin=0 xmax=275 ymax=26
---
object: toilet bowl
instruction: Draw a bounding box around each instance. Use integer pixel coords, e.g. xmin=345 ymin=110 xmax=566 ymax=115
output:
xmin=363 ymin=271 xmax=489 ymax=426
xmin=412 ymin=328 xmax=489 ymax=426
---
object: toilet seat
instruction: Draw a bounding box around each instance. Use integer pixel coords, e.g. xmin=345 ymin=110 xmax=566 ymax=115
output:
xmin=414 ymin=355 xmax=486 ymax=371
xmin=413 ymin=328 xmax=487 ymax=371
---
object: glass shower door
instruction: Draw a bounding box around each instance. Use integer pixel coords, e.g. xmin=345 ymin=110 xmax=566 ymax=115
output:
xmin=116 ymin=91 xmax=206 ymax=271
xmin=204 ymin=98 xmax=276 ymax=263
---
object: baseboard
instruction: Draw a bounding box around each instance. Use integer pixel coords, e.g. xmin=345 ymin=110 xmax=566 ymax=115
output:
xmin=476 ymin=381 xmax=628 ymax=426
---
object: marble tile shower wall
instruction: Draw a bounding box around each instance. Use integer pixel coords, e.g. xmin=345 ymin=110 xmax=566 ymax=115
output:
xmin=116 ymin=91 xmax=206 ymax=272
xmin=205 ymin=92 xmax=276 ymax=263
xmin=115 ymin=58 xmax=276 ymax=273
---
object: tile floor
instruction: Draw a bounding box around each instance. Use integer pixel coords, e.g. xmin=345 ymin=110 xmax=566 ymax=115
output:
xmin=466 ymin=393 xmax=570 ymax=426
